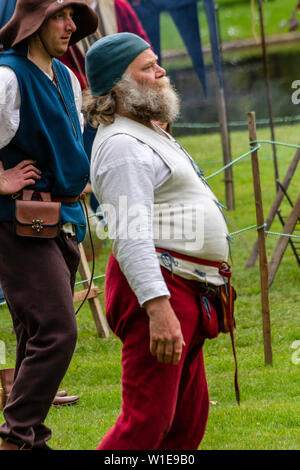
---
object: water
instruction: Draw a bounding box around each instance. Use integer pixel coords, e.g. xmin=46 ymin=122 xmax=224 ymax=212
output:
xmin=168 ymin=46 xmax=300 ymax=135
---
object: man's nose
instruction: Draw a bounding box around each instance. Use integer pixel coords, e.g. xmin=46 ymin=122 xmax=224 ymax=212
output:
xmin=155 ymin=64 xmax=166 ymax=78
xmin=66 ymin=16 xmax=77 ymax=33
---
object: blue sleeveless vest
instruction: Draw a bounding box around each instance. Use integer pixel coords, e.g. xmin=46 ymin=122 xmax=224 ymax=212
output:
xmin=0 ymin=44 xmax=90 ymax=243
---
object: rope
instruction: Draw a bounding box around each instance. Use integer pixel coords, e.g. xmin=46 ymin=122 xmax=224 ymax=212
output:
xmin=265 ymin=231 xmax=300 ymax=239
xmin=229 ymin=224 xmax=266 ymax=237
xmin=229 ymin=224 xmax=300 ymax=240
xmin=205 ymin=145 xmax=261 ymax=180
xmin=172 ymin=114 xmax=300 ymax=130
xmin=250 ymin=140 xmax=300 ymax=150
xmin=75 ymin=274 xmax=105 ymax=286
xmin=0 ymin=274 xmax=106 ymax=308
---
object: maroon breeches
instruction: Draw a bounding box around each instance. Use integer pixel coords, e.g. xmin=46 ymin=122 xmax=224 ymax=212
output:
xmin=96 ymin=253 xmax=217 ymax=450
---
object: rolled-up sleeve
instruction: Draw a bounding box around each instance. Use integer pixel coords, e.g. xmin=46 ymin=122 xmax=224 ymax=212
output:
xmin=0 ymin=67 xmax=20 ymax=149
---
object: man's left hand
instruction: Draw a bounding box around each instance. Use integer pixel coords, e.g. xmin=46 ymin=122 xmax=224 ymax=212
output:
xmin=0 ymin=160 xmax=41 ymax=195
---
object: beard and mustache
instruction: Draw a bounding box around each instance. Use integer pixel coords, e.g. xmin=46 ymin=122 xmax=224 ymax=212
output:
xmin=116 ymin=71 xmax=180 ymax=124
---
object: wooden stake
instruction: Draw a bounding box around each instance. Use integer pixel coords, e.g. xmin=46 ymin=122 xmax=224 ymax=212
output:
xmin=248 ymin=112 xmax=273 ymax=365
xmin=77 ymin=243 xmax=109 ymax=338
xmin=268 ymin=193 xmax=300 ymax=287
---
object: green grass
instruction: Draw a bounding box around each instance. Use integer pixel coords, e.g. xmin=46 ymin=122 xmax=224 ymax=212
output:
xmin=1 ymin=122 xmax=300 ymax=450
xmin=161 ymin=0 xmax=298 ymax=52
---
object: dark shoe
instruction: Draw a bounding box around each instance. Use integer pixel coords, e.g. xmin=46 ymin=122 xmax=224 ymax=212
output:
xmin=0 ymin=368 xmax=78 ymax=409
xmin=52 ymin=395 xmax=79 ymax=408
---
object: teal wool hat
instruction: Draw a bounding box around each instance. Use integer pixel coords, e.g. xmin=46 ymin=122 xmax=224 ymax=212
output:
xmin=86 ymin=32 xmax=151 ymax=96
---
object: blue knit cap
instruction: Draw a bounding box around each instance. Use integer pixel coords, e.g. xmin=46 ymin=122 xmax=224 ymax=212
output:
xmin=86 ymin=32 xmax=151 ymax=96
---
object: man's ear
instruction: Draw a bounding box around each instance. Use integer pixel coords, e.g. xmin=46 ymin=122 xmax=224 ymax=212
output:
xmin=0 ymin=161 xmax=4 ymax=174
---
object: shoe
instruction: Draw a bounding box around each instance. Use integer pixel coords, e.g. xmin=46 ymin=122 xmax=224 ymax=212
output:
xmin=52 ymin=395 xmax=80 ymax=408
xmin=0 ymin=368 xmax=78 ymax=409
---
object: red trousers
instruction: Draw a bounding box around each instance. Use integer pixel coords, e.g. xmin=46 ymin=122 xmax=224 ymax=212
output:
xmin=96 ymin=254 xmax=219 ymax=450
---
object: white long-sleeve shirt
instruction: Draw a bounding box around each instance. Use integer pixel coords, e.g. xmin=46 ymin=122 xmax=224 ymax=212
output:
xmin=92 ymin=116 xmax=229 ymax=306
xmin=93 ymin=133 xmax=172 ymax=306
xmin=0 ymin=65 xmax=84 ymax=143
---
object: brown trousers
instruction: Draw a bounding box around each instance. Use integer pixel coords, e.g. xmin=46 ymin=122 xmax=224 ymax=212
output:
xmin=0 ymin=222 xmax=80 ymax=449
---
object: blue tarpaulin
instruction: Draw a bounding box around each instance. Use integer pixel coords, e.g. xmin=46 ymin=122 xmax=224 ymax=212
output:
xmin=0 ymin=0 xmax=16 ymax=28
xmin=0 ymin=285 xmax=4 ymax=303
xmin=128 ymin=0 xmax=224 ymax=94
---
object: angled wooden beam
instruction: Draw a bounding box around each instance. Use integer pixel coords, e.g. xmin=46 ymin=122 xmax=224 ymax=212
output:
xmin=246 ymin=148 xmax=300 ymax=268
xmin=268 ymin=193 xmax=300 ymax=287
xmin=76 ymin=243 xmax=109 ymax=338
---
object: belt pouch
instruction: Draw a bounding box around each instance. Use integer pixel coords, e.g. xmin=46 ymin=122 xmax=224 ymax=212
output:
xmin=15 ymin=189 xmax=61 ymax=239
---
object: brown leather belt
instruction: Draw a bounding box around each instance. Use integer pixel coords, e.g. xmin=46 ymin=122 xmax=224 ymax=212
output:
xmin=32 ymin=192 xmax=80 ymax=203
xmin=12 ymin=191 xmax=82 ymax=203
xmin=51 ymin=195 xmax=80 ymax=203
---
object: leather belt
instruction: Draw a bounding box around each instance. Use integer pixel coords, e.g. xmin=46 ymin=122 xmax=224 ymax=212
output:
xmin=32 ymin=192 xmax=80 ymax=203
xmin=51 ymin=195 xmax=80 ymax=203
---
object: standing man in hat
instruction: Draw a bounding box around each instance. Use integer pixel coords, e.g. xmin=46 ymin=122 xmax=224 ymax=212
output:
xmin=84 ymin=33 xmax=231 ymax=450
xmin=0 ymin=0 xmax=98 ymax=450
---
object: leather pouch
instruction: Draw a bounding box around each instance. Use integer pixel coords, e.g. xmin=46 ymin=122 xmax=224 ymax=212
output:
xmin=199 ymin=294 xmax=219 ymax=339
xmin=15 ymin=189 xmax=61 ymax=239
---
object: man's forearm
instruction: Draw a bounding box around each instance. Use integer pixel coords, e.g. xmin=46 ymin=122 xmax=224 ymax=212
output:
xmin=144 ymin=295 xmax=185 ymax=365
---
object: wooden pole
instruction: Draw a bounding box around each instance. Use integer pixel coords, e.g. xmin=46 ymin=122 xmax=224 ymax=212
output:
xmin=268 ymin=193 xmax=300 ymax=287
xmin=246 ymin=147 xmax=300 ymax=268
xmin=77 ymin=243 xmax=110 ymax=338
xmin=248 ymin=111 xmax=273 ymax=365
xmin=257 ymin=0 xmax=279 ymax=190
xmin=214 ymin=4 xmax=235 ymax=211
xmin=216 ymin=86 xmax=235 ymax=211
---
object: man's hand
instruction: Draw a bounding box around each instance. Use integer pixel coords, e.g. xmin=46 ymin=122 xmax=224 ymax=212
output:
xmin=0 ymin=160 xmax=41 ymax=195
xmin=144 ymin=296 xmax=185 ymax=365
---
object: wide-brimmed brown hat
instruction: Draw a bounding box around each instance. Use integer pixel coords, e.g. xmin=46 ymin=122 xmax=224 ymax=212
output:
xmin=0 ymin=0 xmax=98 ymax=51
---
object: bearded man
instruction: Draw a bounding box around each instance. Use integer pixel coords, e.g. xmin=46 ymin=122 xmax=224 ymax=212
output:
xmin=85 ymin=33 xmax=230 ymax=450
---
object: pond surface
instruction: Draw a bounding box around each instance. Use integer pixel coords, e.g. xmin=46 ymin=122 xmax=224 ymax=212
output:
xmin=168 ymin=45 xmax=300 ymax=135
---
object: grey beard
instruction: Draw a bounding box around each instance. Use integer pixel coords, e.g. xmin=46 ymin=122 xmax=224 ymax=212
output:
xmin=116 ymin=74 xmax=180 ymax=123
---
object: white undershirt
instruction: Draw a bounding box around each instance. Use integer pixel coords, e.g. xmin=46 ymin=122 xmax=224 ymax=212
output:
xmin=0 ymin=65 xmax=84 ymax=145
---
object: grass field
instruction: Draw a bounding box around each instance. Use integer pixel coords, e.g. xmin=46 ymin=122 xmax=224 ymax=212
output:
xmin=1 ymin=121 xmax=299 ymax=450
xmin=160 ymin=0 xmax=298 ymax=52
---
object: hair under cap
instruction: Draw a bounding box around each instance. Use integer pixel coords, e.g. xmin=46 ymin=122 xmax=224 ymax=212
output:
xmin=86 ymin=32 xmax=151 ymax=96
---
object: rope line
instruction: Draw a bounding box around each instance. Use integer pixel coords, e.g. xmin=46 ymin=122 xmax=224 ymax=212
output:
xmin=0 ymin=274 xmax=107 ymax=308
xmin=229 ymin=224 xmax=300 ymax=239
xmin=172 ymin=114 xmax=300 ymax=130
xmin=205 ymin=145 xmax=261 ymax=180
xmin=265 ymin=230 xmax=300 ymax=239
xmin=75 ymin=274 xmax=105 ymax=286
xmin=229 ymin=224 xmax=266 ymax=237
xmin=250 ymin=139 xmax=300 ymax=150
